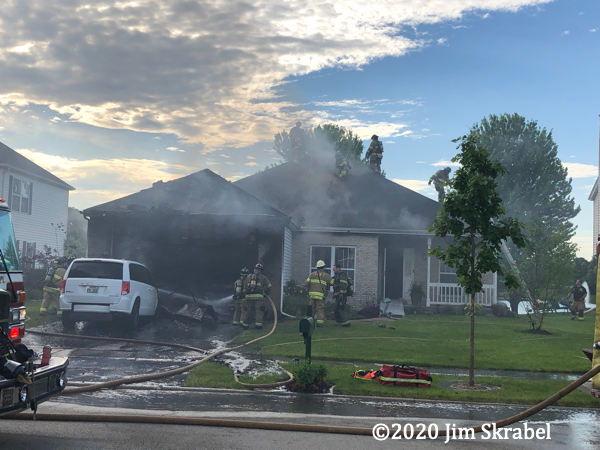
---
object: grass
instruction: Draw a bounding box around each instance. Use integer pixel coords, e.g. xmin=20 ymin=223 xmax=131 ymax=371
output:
xmin=184 ymin=361 xmax=599 ymax=408
xmin=185 ymin=362 xmax=289 ymax=389
xmin=23 ymin=300 xmax=61 ymax=328
xmin=236 ymin=313 xmax=596 ymax=373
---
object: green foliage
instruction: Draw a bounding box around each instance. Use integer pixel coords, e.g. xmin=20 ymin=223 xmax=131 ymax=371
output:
xmin=428 ymin=134 xmax=528 ymax=296
xmin=470 ymin=113 xmax=580 ymax=238
xmin=427 ymin=133 xmax=528 ymax=385
xmin=463 ymin=303 xmax=485 ymax=316
xmin=290 ymin=361 xmax=328 ymax=387
xmin=283 ymin=279 xmax=308 ymax=298
xmin=516 ymin=218 xmax=577 ymax=330
xmin=282 ymin=279 xmax=309 ymax=317
xmin=274 ymin=123 xmax=365 ymax=164
xmin=574 ymin=256 xmax=597 ymax=296
xmin=407 ymin=280 xmax=426 ymax=296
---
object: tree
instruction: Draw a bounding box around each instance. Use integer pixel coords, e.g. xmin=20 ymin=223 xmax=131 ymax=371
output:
xmin=517 ymin=218 xmax=576 ymax=330
xmin=470 ymin=113 xmax=580 ymax=236
xmin=471 ymin=113 xmax=580 ymax=311
xmin=64 ymin=207 xmax=87 ymax=257
xmin=273 ymin=123 xmax=365 ymax=165
xmin=428 ymin=134 xmax=527 ymax=386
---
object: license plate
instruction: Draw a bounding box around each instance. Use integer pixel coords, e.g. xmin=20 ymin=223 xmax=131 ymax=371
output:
xmin=86 ymin=286 xmax=99 ymax=294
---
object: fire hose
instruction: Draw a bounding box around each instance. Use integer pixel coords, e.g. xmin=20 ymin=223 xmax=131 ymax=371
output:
xmin=12 ymin=299 xmax=600 ymax=438
xmin=25 ymin=295 xmax=293 ymax=393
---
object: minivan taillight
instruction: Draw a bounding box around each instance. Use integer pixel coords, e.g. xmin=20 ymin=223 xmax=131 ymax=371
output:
xmin=121 ymin=281 xmax=130 ymax=295
xmin=60 ymin=279 xmax=67 ymax=294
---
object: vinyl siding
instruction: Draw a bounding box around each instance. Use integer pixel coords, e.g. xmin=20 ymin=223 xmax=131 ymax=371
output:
xmin=2 ymin=170 xmax=69 ymax=259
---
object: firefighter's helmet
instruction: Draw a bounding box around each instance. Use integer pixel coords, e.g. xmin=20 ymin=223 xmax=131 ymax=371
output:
xmin=371 ymin=134 xmax=378 ymax=140
xmin=295 ymin=121 xmax=301 ymax=126
xmin=255 ymin=263 xmax=263 ymax=270
xmin=316 ymin=260 xmax=326 ymax=269
xmin=444 ymin=167 xmax=451 ymax=173
xmin=240 ymin=267 xmax=250 ymax=276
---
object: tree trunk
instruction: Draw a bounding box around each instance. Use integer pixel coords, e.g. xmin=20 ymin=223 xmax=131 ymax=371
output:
xmin=509 ymin=290 xmax=520 ymax=313
xmin=469 ymin=294 xmax=475 ymax=387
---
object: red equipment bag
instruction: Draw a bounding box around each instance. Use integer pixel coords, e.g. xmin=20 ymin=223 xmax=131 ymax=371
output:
xmin=378 ymin=364 xmax=432 ymax=388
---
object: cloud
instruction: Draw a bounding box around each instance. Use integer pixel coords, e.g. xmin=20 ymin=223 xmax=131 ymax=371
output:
xmin=0 ymin=0 xmax=553 ymax=149
xmin=14 ymin=148 xmax=197 ymax=209
xmin=437 ymin=38 xmax=448 ymax=45
xmin=416 ymin=161 xmax=426 ymax=164
xmin=245 ymin=162 xmax=259 ymax=167
xmin=563 ymin=162 xmax=597 ymax=178
xmin=219 ymin=154 xmax=232 ymax=158
xmin=392 ymin=179 xmax=435 ymax=195
xmin=246 ymin=156 xmax=256 ymax=160
xmin=432 ymin=159 xmax=461 ymax=167
xmin=562 ymin=30 xmax=570 ymax=35
xmin=591 ymin=29 xmax=598 ymax=33
xmin=167 ymin=146 xmax=185 ymax=152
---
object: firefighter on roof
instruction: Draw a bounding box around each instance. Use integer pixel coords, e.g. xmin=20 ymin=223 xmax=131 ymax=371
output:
xmin=305 ymin=260 xmax=332 ymax=327
xmin=428 ymin=167 xmax=451 ymax=202
xmin=241 ymin=263 xmax=272 ymax=330
xmin=334 ymin=152 xmax=350 ymax=181
xmin=233 ymin=267 xmax=250 ymax=325
xmin=365 ymin=134 xmax=383 ymax=174
xmin=40 ymin=257 xmax=67 ymax=316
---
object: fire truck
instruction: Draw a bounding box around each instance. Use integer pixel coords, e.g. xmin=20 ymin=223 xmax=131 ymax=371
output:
xmin=0 ymin=198 xmax=69 ymax=416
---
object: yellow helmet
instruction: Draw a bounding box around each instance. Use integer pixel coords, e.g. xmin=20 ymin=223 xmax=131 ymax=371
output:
xmin=316 ymin=260 xmax=326 ymax=269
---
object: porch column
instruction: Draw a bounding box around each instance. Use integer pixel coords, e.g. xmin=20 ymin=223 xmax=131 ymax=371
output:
xmin=493 ymin=271 xmax=498 ymax=304
xmin=426 ymin=237 xmax=431 ymax=307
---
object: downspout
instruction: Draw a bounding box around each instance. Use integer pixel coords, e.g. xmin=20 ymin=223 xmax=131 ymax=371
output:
xmin=426 ymin=237 xmax=431 ymax=307
xmin=280 ymin=228 xmax=294 ymax=318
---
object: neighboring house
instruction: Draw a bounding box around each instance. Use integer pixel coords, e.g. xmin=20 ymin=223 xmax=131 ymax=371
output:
xmin=84 ymin=161 xmax=499 ymax=309
xmin=589 ymin=116 xmax=600 ymax=256
xmin=0 ymin=142 xmax=74 ymax=267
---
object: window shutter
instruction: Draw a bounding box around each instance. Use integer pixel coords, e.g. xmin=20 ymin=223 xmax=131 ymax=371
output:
xmin=28 ymin=183 xmax=33 ymax=214
xmin=7 ymin=175 xmax=12 ymax=208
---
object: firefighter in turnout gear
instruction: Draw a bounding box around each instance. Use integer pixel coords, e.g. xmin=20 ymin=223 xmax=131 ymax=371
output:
xmin=233 ymin=267 xmax=250 ymax=325
xmin=334 ymin=152 xmax=350 ymax=181
xmin=40 ymin=257 xmax=67 ymax=316
xmin=567 ymin=279 xmax=587 ymax=321
xmin=289 ymin=121 xmax=306 ymax=164
xmin=428 ymin=167 xmax=451 ymax=202
xmin=305 ymin=260 xmax=332 ymax=327
xmin=242 ymin=263 xmax=272 ymax=330
xmin=365 ymin=135 xmax=383 ymax=174
xmin=332 ymin=263 xmax=350 ymax=327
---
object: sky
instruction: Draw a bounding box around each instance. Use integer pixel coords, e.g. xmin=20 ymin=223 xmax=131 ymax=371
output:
xmin=0 ymin=0 xmax=598 ymax=258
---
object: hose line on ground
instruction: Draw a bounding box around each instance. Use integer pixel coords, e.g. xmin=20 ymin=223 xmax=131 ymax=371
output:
xmin=7 ymin=362 xmax=600 ymax=438
xmin=26 ymin=296 xmax=292 ymax=394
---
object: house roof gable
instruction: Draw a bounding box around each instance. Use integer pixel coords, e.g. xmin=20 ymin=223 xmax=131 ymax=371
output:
xmin=234 ymin=161 xmax=441 ymax=231
xmin=0 ymin=141 xmax=74 ymax=190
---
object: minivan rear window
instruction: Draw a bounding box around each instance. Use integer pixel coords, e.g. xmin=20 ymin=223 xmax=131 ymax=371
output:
xmin=68 ymin=261 xmax=123 ymax=280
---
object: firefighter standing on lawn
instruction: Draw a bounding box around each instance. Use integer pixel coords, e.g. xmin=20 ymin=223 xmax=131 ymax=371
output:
xmin=332 ymin=263 xmax=350 ymax=327
xmin=567 ymin=279 xmax=587 ymax=321
xmin=241 ymin=263 xmax=271 ymax=330
xmin=305 ymin=260 xmax=332 ymax=327
xmin=40 ymin=257 xmax=67 ymax=316
xmin=365 ymin=134 xmax=383 ymax=174
xmin=233 ymin=267 xmax=250 ymax=325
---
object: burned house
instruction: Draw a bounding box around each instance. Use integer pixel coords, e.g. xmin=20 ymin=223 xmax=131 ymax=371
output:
xmin=85 ymin=162 xmax=498 ymax=310
xmin=235 ymin=161 xmax=497 ymax=308
xmin=84 ymin=170 xmax=290 ymax=300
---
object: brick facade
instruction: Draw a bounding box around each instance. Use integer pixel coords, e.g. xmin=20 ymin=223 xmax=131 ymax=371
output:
xmin=291 ymin=231 xmax=379 ymax=308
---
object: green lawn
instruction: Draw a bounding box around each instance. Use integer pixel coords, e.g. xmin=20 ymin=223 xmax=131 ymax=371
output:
xmin=24 ymin=300 xmax=62 ymax=328
xmin=185 ymin=362 xmax=289 ymax=389
xmin=237 ymin=313 xmax=596 ymax=373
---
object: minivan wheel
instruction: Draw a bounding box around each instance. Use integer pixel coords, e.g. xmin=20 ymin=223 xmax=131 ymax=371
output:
xmin=128 ymin=300 xmax=140 ymax=330
xmin=62 ymin=312 xmax=76 ymax=330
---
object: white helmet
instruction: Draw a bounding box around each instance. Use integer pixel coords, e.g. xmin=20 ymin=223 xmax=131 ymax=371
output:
xmin=316 ymin=260 xmax=326 ymax=269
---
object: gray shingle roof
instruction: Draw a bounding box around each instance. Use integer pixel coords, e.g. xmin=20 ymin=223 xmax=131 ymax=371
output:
xmin=0 ymin=141 xmax=74 ymax=190
xmin=84 ymin=168 xmax=288 ymax=219
xmin=234 ymin=161 xmax=440 ymax=231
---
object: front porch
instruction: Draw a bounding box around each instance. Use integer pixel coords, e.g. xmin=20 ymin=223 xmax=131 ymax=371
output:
xmin=380 ymin=234 xmax=497 ymax=306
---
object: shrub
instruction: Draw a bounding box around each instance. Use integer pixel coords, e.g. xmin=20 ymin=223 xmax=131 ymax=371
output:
xmin=290 ymin=362 xmax=328 ymax=387
xmin=282 ymin=280 xmax=309 ymax=317
xmin=491 ymin=302 xmax=517 ymax=318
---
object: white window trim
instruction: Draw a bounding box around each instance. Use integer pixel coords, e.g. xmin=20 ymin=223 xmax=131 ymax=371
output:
xmin=439 ymin=260 xmax=459 ymax=283
xmin=12 ymin=177 xmax=32 ymax=214
xmin=309 ymin=245 xmax=357 ymax=288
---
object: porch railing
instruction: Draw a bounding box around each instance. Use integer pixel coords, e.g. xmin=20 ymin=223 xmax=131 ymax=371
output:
xmin=428 ymin=283 xmax=496 ymax=306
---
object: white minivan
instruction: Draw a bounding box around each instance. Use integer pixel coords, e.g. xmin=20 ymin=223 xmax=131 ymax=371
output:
xmin=59 ymin=258 xmax=159 ymax=329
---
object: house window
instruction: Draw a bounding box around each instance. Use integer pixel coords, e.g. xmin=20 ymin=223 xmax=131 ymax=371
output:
xmin=439 ymin=261 xmax=459 ymax=284
xmin=11 ymin=178 xmax=32 ymax=214
xmin=310 ymin=246 xmax=356 ymax=287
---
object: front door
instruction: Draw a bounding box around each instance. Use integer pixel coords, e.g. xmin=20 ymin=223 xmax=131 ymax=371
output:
xmin=402 ymin=248 xmax=414 ymax=299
